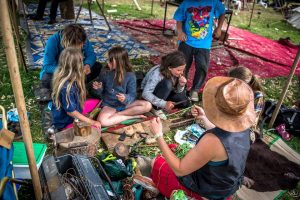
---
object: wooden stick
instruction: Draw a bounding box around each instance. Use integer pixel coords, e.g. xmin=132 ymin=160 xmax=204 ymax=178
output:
xmin=0 ymin=0 xmax=42 ymax=199
xmin=248 ymin=0 xmax=255 ymax=27
xmin=268 ymin=46 xmax=300 ymax=128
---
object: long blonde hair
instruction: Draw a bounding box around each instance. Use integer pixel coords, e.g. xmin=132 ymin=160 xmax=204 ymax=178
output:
xmin=52 ymin=48 xmax=86 ymax=109
xmin=108 ymin=46 xmax=132 ymax=85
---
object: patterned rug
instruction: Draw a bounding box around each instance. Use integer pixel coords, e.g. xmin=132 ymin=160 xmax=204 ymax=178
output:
xmin=25 ymin=4 xmax=158 ymax=69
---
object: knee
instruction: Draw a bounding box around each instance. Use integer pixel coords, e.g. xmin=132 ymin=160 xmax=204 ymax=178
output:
xmin=99 ymin=119 xmax=109 ymax=127
xmin=143 ymin=101 xmax=152 ymax=112
xmin=98 ymin=116 xmax=108 ymax=127
xmin=162 ymin=79 xmax=173 ymax=91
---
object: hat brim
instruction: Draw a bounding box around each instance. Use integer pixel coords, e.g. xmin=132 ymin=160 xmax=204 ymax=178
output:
xmin=203 ymin=77 xmax=256 ymax=132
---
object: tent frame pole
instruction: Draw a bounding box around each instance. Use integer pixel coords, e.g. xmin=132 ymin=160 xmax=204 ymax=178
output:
xmin=0 ymin=0 xmax=42 ymax=199
xmin=268 ymin=46 xmax=300 ymax=128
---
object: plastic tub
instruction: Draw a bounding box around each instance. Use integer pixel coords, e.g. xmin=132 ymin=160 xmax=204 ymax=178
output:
xmin=12 ymin=142 xmax=47 ymax=179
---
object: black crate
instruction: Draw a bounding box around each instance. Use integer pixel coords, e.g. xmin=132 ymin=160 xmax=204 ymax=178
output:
xmin=40 ymin=154 xmax=110 ymax=200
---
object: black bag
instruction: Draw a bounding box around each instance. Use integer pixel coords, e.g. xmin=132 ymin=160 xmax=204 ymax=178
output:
xmin=260 ymin=100 xmax=300 ymax=136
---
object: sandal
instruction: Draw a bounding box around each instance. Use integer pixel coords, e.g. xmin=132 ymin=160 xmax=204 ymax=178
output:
xmin=276 ymin=124 xmax=293 ymax=141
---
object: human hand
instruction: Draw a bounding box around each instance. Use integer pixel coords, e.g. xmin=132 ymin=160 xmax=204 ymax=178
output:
xmin=179 ymin=75 xmax=187 ymax=86
xmin=164 ymin=101 xmax=174 ymax=113
xmin=116 ymin=93 xmax=126 ymax=103
xmin=84 ymin=64 xmax=91 ymax=75
xmin=92 ymin=81 xmax=102 ymax=90
xmin=178 ymin=30 xmax=187 ymax=42
xmin=91 ymin=120 xmax=101 ymax=129
xmin=150 ymin=117 xmax=163 ymax=137
xmin=213 ymin=27 xmax=222 ymax=40
xmin=191 ymin=105 xmax=206 ymax=120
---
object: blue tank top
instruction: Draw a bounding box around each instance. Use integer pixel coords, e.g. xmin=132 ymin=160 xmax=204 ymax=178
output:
xmin=178 ymin=127 xmax=251 ymax=200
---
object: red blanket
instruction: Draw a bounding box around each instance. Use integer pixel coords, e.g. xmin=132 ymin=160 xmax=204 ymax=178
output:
xmin=114 ymin=20 xmax=300 ymax=89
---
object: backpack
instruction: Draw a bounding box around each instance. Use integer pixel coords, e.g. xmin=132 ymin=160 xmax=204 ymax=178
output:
xmin=260 ymin=100 xmax=300 ymax=137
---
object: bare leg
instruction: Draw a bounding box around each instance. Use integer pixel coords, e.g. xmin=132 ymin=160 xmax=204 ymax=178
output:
xmin=98 ymin=106 xmax=147 ymax=127
xmin=118 ymin=100 xmax=152 ymax=116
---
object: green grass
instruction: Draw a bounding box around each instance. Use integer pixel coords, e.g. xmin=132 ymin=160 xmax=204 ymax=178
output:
xmin=262 ymin=76 xmax=300 ymax=106
xmin=230 ymin=7 xmax=300 ymax=44
xmin=0 ymin=38 xmax=45 ymax=143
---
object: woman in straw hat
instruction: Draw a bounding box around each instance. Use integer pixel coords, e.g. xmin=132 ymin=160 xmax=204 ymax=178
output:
xmin=150 ymin=76 xmax=256 ymax=200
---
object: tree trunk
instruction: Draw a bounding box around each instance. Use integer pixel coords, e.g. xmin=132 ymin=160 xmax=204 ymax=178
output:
xmin=59 ymin=0 xmax=75 ymax=19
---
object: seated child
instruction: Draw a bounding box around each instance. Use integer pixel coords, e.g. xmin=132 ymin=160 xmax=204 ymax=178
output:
xmin=92 ymin=46 xmax=152 ymax=127
xmin=141 ymin=51 xmax=190 ymax=118
xmin=228 ymin=66 xmax=264 ymax=125
xmin=51 ymin=48 xmax=101 ymax=131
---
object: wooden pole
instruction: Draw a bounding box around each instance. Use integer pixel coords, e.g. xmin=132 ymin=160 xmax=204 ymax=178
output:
xmin=268 ymin=46 xmax=300 ymax=128
xmin=248 ymin=0 xmax=255 ymax=27
xmin=0 ymin=0 xmax=43 ymax=199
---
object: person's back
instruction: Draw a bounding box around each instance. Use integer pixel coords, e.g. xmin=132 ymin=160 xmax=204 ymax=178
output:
xmin=179 ymin=127 xmax=250 ymax=199
xmin=150 ymin=77 xmax=256 ymax=199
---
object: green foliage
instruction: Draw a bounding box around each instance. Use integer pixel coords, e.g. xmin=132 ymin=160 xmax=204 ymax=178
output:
xmin=262 ymin=76 xmax=300 ymax=106
xmin=174 ymin=143 xmax=192 ymax=159
xmin=230 ymin=7 xmax=300 ymax=44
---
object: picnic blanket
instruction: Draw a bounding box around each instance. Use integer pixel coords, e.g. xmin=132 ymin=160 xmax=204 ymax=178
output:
xmin=25 ymin=5 xmax=158 ymax=69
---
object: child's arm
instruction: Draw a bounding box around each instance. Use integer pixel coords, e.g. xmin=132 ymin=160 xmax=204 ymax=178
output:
xmin=142 ymin=79 xmax=167 ymax=109
xmin=43 ymin=34 xmax=60 ymax=74
xmin=175 ymin=75 xmax=187 ymax=93
xmin=213 ymin=14 xmax=225 ymax=39
xmin=82 ymin=39 xmax=97 ymax=69
xmin=67 ymin=110 xmax=101 ymax=129
xmin=173 ymin=2 xmax=186 ymax=42
xmin=92 ymin=81 xmax=104 ymax=97
xmin=213 ymin=1 xmax=226 ymax=39
xmin=176 ymin=21 xmax=187 ymax=42
xmin=91 ymin=73 xmax=106 ymax=98
xmin=60 ymin=86 xmax=101 ymax=129
xmin=121 ymin=73 xmax=137 ymax=105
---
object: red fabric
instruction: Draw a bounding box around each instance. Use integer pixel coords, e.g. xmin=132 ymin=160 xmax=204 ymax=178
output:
xmin=114 ymin=19 xmax=300 ymax=91
xmin=226 ymin=26 xmax=300 ymax=69
xmin=151 ymin=155 xmax=204 ymax=200
xmin=150 ymin=144 xmax=203 ymax=199
xmin=151 ymin=144 xmax=232 ymax=200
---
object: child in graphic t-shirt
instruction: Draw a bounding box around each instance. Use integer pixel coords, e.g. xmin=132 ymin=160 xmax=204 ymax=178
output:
xmin=174 ymin=0 xmax=225 ymax=101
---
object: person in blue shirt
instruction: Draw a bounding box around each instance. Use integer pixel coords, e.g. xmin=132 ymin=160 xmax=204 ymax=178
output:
xmin=92 ymin=46 xmax=152 ymax=127
xmin=174 ymin=0 xmax=225 ymax=101
xmin=40 ymin=24 xmax=102 ymax=90
xmin=51 ymin=48 xmax=101 ymax=130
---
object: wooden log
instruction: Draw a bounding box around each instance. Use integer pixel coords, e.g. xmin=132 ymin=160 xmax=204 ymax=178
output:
xmin=73 ymin=120 xmax=92 ymax=137
xmin=57 ymin=128 xmax=101 ymax=156
xmin=59 ymin=0 xmax=75 ymax=19
xmin=0 ymin=0 xmax=42 ymax=199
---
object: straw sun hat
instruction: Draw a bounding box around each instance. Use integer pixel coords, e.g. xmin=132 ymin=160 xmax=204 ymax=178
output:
xmin=203 ymin=76 xmax=256 ymax=132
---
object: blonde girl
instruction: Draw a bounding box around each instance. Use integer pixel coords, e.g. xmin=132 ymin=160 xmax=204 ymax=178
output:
xmin=51 ymin=48 xmax=101 ymax=130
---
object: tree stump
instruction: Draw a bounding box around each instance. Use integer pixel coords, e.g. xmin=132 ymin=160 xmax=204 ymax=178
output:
xmin=59 ymin=0 xmax=75 ymax=19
